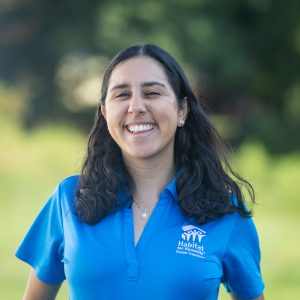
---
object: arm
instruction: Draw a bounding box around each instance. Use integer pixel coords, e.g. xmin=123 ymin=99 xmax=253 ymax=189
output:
xmin=23 ymin=269 xmax=62 ymax=300
xmin=230 ymin=293 xmax=265 ymax=300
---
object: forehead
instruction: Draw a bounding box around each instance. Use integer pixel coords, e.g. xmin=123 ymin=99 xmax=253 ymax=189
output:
xmin=108 ymin=56 xmax=170 ymax=87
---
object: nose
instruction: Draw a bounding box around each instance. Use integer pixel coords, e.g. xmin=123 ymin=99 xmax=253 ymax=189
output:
xmin=127 ymin=93 xmax=146 ymax=115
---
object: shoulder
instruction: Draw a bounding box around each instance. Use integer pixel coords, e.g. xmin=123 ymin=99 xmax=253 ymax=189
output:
xmin=200 ymin=212 xmax=257 ymax=244
xmin=57 ymin=175 xmax=80 ymax=191
xmin=50 ymin=175 xmax=80 ymax=209
xmin=204 ymin=212 xmax=259 ymax=247
xmin=221 ymin=212 xmax=258 ymax=235
xmin=219 ymin=212 xmax=260 ymax=254
xmin=208 ymin=211 xmax=250 ymax=228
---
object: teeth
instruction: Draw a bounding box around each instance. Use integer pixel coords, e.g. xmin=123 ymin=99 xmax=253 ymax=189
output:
xmin=128 ymin=124 xmax=155 ymax=133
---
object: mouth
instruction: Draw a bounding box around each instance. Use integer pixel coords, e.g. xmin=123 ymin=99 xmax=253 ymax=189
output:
xmin=126 ymin=123 xmax=156 ymax=134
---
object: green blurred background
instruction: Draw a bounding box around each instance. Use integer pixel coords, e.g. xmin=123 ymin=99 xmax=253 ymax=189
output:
xmin=1 ymin=0 xmax=299 ymax=299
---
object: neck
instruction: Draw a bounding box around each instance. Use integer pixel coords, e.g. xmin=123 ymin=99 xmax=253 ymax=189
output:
xmin=123 ymin=155 xmax=176 ymax=205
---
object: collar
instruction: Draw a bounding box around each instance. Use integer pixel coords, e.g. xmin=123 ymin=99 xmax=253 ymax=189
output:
xmin=117 ymin=175 xmax=178 ymax=207
xmin=164 ymin=176 xmax=178 ymax=201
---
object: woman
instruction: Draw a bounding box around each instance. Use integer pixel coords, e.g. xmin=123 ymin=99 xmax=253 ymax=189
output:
xmin=16 ymin=44 xmax=265 ymax=300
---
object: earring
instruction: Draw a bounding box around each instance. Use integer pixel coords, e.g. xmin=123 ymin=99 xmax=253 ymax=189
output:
xmin=178 ymin=119 xmax=185 ymax=127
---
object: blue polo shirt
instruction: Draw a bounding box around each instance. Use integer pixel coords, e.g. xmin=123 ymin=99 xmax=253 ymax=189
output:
xmin=16 ymin=175 xmax=264 ymax=299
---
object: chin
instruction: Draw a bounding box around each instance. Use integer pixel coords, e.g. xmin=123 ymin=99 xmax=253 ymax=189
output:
xmin=129 ymin=152 xmax=156 ymax=160
xmin=124 ymin=148 xmax=159 ymax=160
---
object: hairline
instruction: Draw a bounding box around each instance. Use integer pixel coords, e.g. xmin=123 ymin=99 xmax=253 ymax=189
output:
xmin=102 ymin=51 xmax=181 ymax=105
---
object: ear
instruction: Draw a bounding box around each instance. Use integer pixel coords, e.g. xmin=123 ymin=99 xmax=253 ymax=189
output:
xmin=179 ymin=97 xmax=189 ymax=120
xmin=100 ymin=105 xmax=107 ymax=119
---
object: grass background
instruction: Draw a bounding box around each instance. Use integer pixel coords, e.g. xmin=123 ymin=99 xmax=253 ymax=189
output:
xmin=1 ymin=111 xmax=300 ymax=299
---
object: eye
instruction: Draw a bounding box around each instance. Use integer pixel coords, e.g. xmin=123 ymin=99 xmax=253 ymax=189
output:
xmin=145 ymin=91 xmax=161 ymax=97
xmin=116 ymin=92 xmax=130 ymax=98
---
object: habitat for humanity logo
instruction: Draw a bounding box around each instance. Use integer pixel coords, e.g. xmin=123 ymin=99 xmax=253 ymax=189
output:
xmin=176 ymin=225 xmax=206 ymax=259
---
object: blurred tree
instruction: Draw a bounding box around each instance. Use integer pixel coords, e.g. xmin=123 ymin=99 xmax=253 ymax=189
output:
xmin=0 ymin=0 xmax=104 ymax=127
xmin=0 ymin=0 xmax=299 ymax=151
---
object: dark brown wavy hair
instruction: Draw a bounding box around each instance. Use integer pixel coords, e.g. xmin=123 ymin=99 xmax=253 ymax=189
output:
xmin=75 ymin=44 xmax=255 ymax=225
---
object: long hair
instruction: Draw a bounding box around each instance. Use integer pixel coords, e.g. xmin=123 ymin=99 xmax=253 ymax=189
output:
xmin=75 ymin=44 xmax=254 ymax=225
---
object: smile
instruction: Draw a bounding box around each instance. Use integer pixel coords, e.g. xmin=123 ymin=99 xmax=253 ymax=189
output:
xmin=127 ymin=124 xmax=156 ymax=133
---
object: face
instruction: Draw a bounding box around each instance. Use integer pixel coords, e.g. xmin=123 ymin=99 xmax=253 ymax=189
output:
xmin=101 ymin=56 xmax=187 ymax=164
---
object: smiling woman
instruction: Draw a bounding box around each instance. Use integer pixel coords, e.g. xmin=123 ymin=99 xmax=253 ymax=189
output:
xmin=101 ymin=56 xmax=186 ymax=162
xmin=16 ymin=44 xmax=265 ymax=300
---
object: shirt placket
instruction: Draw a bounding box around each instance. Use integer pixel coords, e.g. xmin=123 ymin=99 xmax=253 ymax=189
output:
xmin=123 ymin=207 xmax=139 ymax=281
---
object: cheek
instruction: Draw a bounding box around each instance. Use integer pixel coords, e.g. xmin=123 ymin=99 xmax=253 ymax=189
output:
xmin=105 ymin=104 xmax=121 ymax=123
xmin=106 ymin=121 xmax=121 ymax=144
xmin=105 ymin=106 xmax=125 ymax=134
xmin=165 ymin=100 xmax=180 ymax=119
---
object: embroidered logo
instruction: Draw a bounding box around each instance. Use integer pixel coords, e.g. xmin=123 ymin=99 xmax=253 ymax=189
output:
xmin=176 ymin=225 xmax=206 ymax=258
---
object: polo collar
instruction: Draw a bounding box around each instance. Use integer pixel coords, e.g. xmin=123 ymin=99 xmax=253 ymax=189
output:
xmin=164 ymin=176 xmax=178 ymax=201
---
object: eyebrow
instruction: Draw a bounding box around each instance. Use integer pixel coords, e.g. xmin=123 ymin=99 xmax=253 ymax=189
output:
xmin=142 ymin=81 xmax=166 ymax=89
xmin=110 ymin=81 xmax=166 ymax=92
xmin=110 ymin=83 xmax=130 ymax=92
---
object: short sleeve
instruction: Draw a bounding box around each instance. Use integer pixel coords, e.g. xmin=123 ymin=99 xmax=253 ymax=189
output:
xmin=15 ymin=183 xmax=66 ymax=284
xmin=222 ymin=215 xmax=265 ymax=299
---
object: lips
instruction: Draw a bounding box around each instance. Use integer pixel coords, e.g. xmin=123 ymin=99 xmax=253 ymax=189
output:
xmin=126 ymin=123 xmax=156 ymax=133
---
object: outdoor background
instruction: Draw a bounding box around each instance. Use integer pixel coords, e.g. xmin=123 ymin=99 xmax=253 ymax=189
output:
xmin=1 ymin=0 xmax=299 ymax=299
